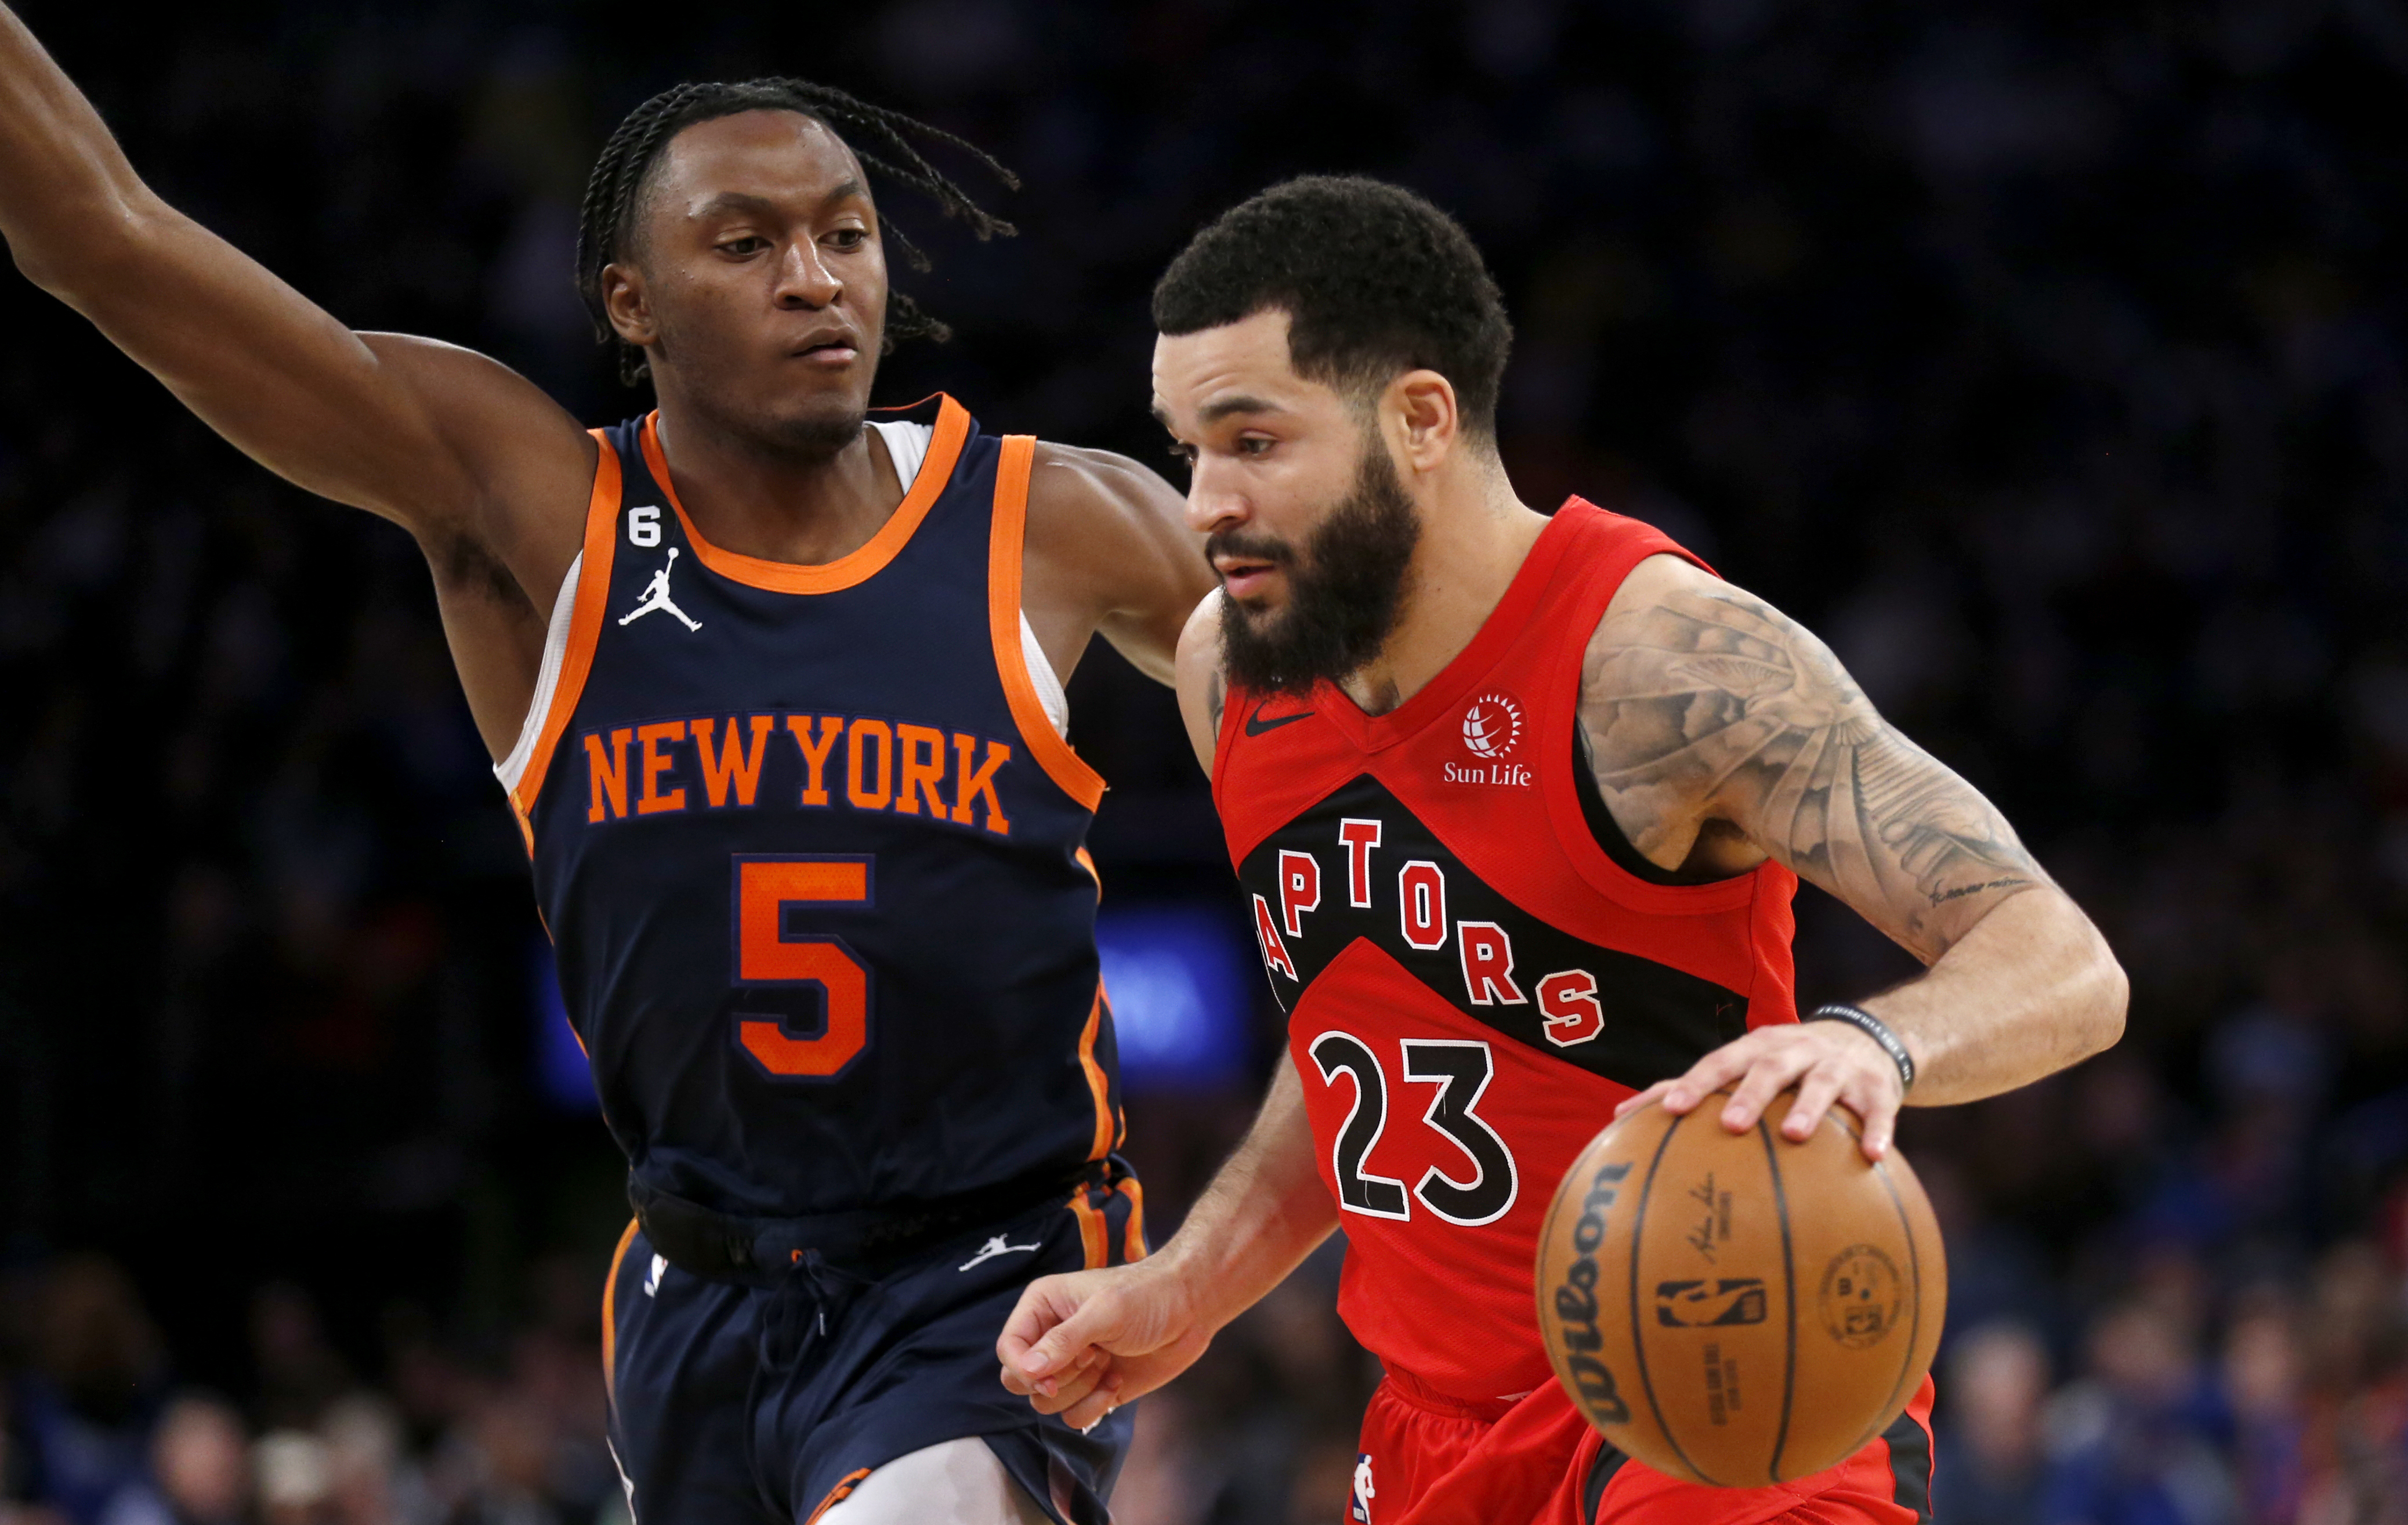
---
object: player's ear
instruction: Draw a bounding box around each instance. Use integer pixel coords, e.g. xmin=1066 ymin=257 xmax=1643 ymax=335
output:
xmin=602 ymin=261 xmax=659 ymax=350
xmin=1387 ymin=370 xmax=1460 ymax=476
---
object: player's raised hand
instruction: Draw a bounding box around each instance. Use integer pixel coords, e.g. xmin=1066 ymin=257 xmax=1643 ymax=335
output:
xmin=1613 ymin=1020 xmax=1907 ymax=1162
xmin=997 ymin=1262 xmax=1214 ymax=1431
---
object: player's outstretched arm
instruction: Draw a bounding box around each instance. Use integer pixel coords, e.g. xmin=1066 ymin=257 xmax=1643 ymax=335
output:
xmin=998 ymin=1061 xmax=1335 ymax=1428
xmin=0 ymin=3 xmax=591 ymax=545
xmin=1587 ymin=554 xmax=2127 ymax=1158
xmin=1024 ymin=444 xmax=1215 ymax=686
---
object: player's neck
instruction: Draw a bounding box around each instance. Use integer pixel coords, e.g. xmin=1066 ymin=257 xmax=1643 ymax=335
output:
xmin=649 ymin=396 xmax=904 ymax=568
xmin=1337 ymin=456 xmax=1548 ymax=717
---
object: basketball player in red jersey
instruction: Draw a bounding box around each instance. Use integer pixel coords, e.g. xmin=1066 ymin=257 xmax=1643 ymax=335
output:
xmin=999 ymin=178 xmax=2128 ymax=1523
xmin=0 ymin=10 xmax=1215 ymax=1523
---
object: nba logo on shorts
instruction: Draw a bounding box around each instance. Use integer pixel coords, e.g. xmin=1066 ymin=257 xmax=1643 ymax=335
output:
xmin=1350 ymin=1453 xmax=1376 ymax=1522
xmin=1461 ymin=693 xmax=1523 ymax=758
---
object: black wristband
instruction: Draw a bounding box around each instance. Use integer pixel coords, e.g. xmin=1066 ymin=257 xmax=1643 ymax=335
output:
xmin=1806 ymin=1003 xmax=1916 ymax=1093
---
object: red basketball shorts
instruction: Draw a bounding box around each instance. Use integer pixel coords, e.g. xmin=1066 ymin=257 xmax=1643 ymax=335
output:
xmin=1347 ymin=1370 xmax=1935 ymax=1525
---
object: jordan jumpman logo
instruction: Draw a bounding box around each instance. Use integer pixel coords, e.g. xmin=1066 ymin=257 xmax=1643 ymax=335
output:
xmin=620 ymin=547 xmax=701 ymax=631
xmin=958 ymin=1234 xmax=1042 ymax=1272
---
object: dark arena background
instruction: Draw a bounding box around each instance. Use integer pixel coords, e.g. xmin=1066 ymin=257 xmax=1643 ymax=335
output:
xmin=1 ymin=2 xmax=2404 ymax=1522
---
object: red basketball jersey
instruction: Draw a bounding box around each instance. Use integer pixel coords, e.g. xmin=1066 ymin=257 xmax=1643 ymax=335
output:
xmin=1213 ymin=500 xmax=1802 ymax=1405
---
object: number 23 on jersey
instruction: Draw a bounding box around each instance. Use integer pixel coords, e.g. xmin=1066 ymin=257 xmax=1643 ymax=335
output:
xmin=1309 ymin=1031 xmax=1520 ymax=1227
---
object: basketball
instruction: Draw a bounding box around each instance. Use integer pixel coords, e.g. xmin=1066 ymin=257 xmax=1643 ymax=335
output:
xmin=1535 ymin=1090 xmax=1946 ymax=1487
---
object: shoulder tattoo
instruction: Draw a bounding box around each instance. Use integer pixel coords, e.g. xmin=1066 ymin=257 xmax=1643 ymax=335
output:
xmin=1577 ymin=581 xmax=2043 ymax=960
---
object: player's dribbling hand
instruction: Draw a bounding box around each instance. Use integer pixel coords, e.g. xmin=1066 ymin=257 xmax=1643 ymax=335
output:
xmin=997 ymin=1262 xmax=1215 ymax=1432
xmin=1612 ymin=1020 xmax=1908 ymax=1162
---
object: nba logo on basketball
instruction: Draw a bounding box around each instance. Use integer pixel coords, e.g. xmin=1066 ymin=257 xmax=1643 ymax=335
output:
xmin=1461 ymin=693 xmax=1523 ymax=758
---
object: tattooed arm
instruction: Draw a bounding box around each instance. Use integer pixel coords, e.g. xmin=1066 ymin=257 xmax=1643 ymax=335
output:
xmin=1594 ymin=555 xmax=2127 ymax=1158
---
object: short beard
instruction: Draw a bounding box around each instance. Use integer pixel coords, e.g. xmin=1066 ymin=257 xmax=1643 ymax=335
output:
xmin=1217 ymin=440 xmax=1421 ymax=697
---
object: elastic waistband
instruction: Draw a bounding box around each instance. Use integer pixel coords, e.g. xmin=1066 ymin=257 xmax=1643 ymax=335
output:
xmin=631 ymin=1158 xmax=1111 ymax=1287
xmin=1377 ymin=1367 xmax=1527 ymax=1424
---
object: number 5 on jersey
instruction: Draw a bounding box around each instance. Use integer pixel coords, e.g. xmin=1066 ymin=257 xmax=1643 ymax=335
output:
xmin=733 ymin=855 xmax=873 ymax=1079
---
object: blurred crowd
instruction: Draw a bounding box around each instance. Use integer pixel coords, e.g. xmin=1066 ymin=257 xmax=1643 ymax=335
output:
xmin=2 ymin=0 xmax=2406 ymax=1522
xmin=0 ymin=1244 xmax=1382 ymax=1525
xmin=0 ymin=1255 xmax=621 ymax=1525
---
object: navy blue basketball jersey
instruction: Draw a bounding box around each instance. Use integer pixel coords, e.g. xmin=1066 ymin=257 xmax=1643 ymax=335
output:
xmin=497 ymin=396 xmax=1125 ymax=1220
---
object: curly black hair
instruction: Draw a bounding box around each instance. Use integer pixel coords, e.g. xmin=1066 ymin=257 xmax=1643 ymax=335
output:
xmin=574 ymin=79 xmax=1019 ymax=386
xmin=1151 ymin=176 xmax=1513 ymax=437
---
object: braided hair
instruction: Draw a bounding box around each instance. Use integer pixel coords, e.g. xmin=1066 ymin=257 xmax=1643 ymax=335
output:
xmin=574 ymin=79 xmax=1019 ymax=386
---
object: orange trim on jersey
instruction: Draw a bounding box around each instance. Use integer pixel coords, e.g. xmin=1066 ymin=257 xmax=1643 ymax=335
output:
xmin=600 ymin=1216 xmax=640 ymax=1408
xmin=1069 ymin=1187 xmax=1110 ymax=1270
xmin=1076 ymin=985 xmax=1114 ymax=1161
xmin=512 ymin=437 xmax=624 ymax=819
xmin=1076 ymin=846 xmax=1102 ymax=899
xmin=640 ymin=397 xmax=969 ymax=594
xmin=988 ymin=434 xmax=1107 ymax=812
xmin=1116 ymin=1176 xmax=1147 ymax=1263
xmin=803 ymin=1468 xmax=872 ymax=1524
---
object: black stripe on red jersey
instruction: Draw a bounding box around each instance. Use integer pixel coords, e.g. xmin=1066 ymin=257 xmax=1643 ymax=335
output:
xmin=1579 ymin=1442 xmax=1632 ymax=1524
xmin=1234 ymin=774 xmax=1748 ymax=1090
xmin=1571 ymin=729 xmax=1736 ymax=888
xmin=1883 ymin=1407 xmax=1935 ymax=1523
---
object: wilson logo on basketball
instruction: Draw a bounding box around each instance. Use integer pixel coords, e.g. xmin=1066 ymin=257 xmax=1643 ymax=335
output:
xmin=1544 ymin=1158 xmax=1634 ymax=1426
xmin=1461 ymin=693 xmax=1523 ymax=758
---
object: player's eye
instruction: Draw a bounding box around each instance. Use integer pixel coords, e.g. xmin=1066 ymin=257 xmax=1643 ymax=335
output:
xmin=1236 ymin=435 xmax=1274 ymax=457
xmin=827 ymin=227 xmax=868 ymax=250
xmin=718 ymin=236 xmax=769 ymax=256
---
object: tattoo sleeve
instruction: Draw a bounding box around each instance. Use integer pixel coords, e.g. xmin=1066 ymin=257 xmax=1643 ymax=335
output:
xmin=1578 ymin=580 xmax=2044 ymax=962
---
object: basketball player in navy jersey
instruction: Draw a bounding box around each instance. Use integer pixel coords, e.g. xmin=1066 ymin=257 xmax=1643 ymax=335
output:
xmin=1001 ymin=179 xmax=2128 ymax=1523
xmin=0 ymin=13 xmax=1213 ymax=1524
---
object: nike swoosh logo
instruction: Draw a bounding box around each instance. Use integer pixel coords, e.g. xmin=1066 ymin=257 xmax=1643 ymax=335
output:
xmin=1244 ymin=707 xmax=1314 ymax=737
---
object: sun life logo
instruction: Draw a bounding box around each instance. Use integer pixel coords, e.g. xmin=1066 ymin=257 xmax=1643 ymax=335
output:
xmin=1461 ymin=693 xmax=1523 ymax=759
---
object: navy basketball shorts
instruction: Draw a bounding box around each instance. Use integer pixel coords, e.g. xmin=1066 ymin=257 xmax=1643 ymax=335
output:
xmin=603 ymin=1173 xmax=1145 ymax=1525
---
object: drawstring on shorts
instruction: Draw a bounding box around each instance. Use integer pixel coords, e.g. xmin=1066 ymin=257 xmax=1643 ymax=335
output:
xmin=738 ymin=1248 xmax=879 ymax=1519
xmin=756 ymin=1246 xmax=875 ymax=1369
